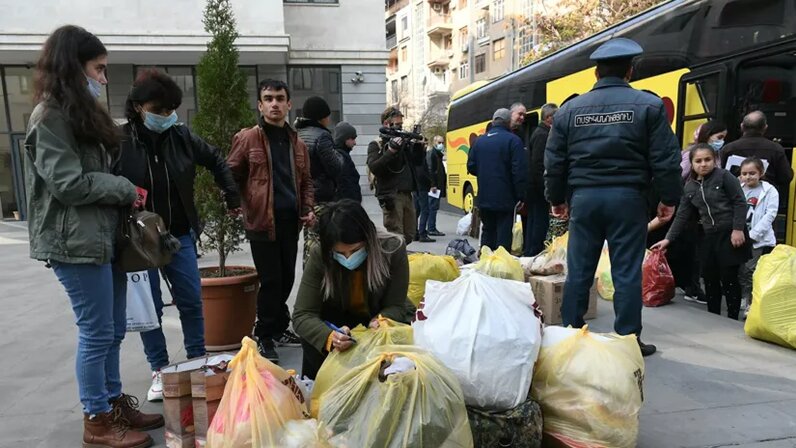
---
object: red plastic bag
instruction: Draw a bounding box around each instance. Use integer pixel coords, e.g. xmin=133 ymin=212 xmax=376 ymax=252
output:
xmin=642 ymin=249 xmax=675 ymax=307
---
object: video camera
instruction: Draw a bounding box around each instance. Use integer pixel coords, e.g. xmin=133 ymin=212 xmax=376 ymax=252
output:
xmin=378 ymin=125 xmax=424 ymax=142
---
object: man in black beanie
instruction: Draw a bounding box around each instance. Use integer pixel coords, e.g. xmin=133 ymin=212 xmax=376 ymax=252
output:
xmin=295 ymin=96 xmax=343 ymax=264
xmin=333 ymin=121 xmax=362 ymax=203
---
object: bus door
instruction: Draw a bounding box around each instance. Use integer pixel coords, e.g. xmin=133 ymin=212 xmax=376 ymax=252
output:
xmin=732 ymin=47 xmax=796 ymax=245
xmin=676 ymin=67 xmax=728 ymax=149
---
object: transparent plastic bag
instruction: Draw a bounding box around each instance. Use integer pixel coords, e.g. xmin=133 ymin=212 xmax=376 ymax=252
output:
xmin=311 ymin=318 xmax=413 ymax=417
xmin=511 ymin=216 xmax=524 ymax=256
xmin=531 ymin=326 xmax=644 ymax=448
xmin=408 ymin=253 xmax=460 ymax=306
xmin=317 ymin=345 xmax=473 ymax=448
xmin=595 ymin=247 xmax=614 ymax=301
xmin=207 ymin=337 xmax=306 ymax=448
xmin=474 ymin=246 xmax=524 ymax=281
xmin=745 ymin=245 xmax=796 ymax=349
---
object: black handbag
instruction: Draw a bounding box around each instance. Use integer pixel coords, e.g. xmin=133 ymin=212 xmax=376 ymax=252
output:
xmin=115 ymin=209 xmax=181 ymax=272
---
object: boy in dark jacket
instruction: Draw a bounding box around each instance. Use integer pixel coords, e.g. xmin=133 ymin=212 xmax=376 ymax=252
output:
xmin=333 ymin=122 xmax=362 ymax=203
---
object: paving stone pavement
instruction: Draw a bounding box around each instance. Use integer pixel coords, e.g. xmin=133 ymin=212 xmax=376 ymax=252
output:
xmin=1 ymin=197 xmax=795 ymax=447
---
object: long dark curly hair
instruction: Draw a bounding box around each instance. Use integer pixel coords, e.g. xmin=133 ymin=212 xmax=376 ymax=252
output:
xmin=33 ymin=25 xmax=119 ymax=150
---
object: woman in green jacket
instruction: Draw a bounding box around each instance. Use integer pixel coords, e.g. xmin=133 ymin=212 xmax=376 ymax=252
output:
xmin=293 ymin=199 xmax=413 ymax=379
xmin=25 ymin=26 xmax=162 ymax=448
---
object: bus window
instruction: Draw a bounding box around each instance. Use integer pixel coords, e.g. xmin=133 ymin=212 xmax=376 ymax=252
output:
xmin=698 ymin=0 xmax=795 ymax=59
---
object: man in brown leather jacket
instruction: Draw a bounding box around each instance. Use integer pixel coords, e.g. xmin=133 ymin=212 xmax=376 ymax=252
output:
xmin=227 ymin=79 xmax=315 ymax=363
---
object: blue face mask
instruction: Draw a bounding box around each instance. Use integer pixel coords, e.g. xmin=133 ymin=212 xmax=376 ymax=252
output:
xmin=86 ymin=76 xmax=103 ymax=99
xmin=143 ymin=111 xmax=178 ymax=133
xmin=333 ymin=247 xmax=368 ymax=270
xmin=709 ymin=139 xmax=724 ymax=152
xmin=435 ymin=143 xmax=444 ymax=152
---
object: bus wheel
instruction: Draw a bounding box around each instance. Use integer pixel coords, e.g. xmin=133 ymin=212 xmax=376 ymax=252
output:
xmin=463 ymin=185 xmax=475 ymax=213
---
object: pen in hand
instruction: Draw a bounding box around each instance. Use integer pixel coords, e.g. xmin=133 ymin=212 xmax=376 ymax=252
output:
xmin=324 ymin=321 xmax=357 ymax=344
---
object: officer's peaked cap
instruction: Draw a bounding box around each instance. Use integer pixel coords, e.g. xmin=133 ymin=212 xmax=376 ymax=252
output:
xmin=590 ymin=38 xmax=643 ymax=62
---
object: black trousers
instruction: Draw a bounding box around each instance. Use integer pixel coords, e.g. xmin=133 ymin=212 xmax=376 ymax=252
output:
xmin=250 ymin=210 xmax=300 ymax=340
xmin=703 ymin=264 xmax=742 ymax=320
xmin=301 ymin=339 xmax=326 ymax=380
xmin=480 ymin=209 xmax=514 ymax=252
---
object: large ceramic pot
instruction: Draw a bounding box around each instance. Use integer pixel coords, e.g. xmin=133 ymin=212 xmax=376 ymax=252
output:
xmin=200 ymin=266 xmax=258 ymax=351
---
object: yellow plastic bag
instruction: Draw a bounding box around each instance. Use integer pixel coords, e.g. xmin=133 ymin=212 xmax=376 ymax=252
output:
xmin=596 ymin=247 xmax=614 ymax=301
xmin=511 ymin=217 xmax=524 ymax=255
xmin=408 ymin=253 xmax=460 ymax=306
xmin=595 ymin=247 xmax=650 ymax=301
xmin=311 ymin=318 xmax=413 ymax=417
xmin=318 ymin=345 xmax=474 ymax=448
xmin=474 ymin=246 xmax=524 ymax=281
xmin=531 ymin=326 xmax=644 ymax=448
xmin=544 ymin=231 xmax=569 ymax=265
xmin=745 ymin=245 xmax=796 ymax=349
xmin=207 ymin=337 xmax=306 ymax=448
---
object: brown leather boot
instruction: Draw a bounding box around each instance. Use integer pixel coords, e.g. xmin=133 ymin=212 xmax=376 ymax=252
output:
xmin=110 ymin=394 xmax=165 ymax=431
xmin=83 ymin=410 xmax=153 ymax=448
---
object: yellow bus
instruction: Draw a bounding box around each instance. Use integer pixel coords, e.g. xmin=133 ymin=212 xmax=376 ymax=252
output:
xmin=445 ymin=0 xmax=796 ymax=245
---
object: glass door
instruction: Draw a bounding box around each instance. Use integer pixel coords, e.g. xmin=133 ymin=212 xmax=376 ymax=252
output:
xmin=10 ymin=133 xmax=26 ymax=221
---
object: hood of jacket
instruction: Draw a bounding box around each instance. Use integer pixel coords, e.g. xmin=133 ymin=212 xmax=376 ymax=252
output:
xmin=294 ymin=117 xmax=328 ymax=132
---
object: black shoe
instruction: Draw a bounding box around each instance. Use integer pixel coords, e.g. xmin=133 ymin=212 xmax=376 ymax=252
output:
xmin=413 ymin=233 xmax=420 ymax=242
xmin=256 ymin=337 xmax=280 ymax=364
xmin=274 ymin=329 xmax=302 ymax=347
xmin=428 ymin=230 xmax=446 ymax=237
xmin=638 ymin=339 xmax=657 ymax=357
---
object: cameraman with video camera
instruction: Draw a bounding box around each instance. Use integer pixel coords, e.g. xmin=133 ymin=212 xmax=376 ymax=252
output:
xmin=367 ymin=106 xmax=427 ymax=243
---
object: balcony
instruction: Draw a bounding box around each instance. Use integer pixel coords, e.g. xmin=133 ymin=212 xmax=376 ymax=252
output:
xmin=427 ymin=48 xmax=453 ymax=68
xmin=386 ymin=0 xmax=409 ymax=15
xmin=386 ymin=34 xmax=397 ymax=49
xmin=427 ymin=13 xmax=453 ymax=36
xmin=426 ymin=75 xmax=450 ymax=98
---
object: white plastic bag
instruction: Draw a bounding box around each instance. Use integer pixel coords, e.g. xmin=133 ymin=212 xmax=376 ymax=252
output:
xmin=125 ymin=271 xmax=159 ymax=332
xmin=456 ymin=212 xmax=472 ymax=236
xmin=413 ymin=272 xmax=542 ymax=410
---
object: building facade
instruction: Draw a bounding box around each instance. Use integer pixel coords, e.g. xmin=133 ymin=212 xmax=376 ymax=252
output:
xmin=0 ymin=0 xmax=388 ymax=220
xmin=385 ymin=0 xmax=546 ymax=124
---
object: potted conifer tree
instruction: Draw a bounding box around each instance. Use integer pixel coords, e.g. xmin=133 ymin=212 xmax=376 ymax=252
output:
xmin=193 ymin=0 xmax=257 ymax=351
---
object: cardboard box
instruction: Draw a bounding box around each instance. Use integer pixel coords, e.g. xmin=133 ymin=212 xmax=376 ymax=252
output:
xmin=165 ymin=430 xmax=194 ymax=448
xmin=160 ymin=355 xmax=235 ymax=437
xmin=164 ymin=395 xmax=194 ymax=435
xmin=191 ymin=368 xmax=230 ymax=440
xmin=528 ymin=274 xmax=597 ymax=325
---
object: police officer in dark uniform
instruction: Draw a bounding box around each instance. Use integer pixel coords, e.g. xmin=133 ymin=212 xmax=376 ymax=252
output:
xmin=544 ymin=38 xmax=683 ymax=356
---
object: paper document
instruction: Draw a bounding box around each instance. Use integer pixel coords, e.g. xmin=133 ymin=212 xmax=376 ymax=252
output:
xmin=428 ymin=189 xmax=441 ymax=199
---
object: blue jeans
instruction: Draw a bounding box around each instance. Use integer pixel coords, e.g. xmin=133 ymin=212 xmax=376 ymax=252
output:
xmin=524 ymin=194 xmax=550 ymax=256
xmin=414 ymin=192 xmax=431 ymax=237
xmin=428 ymin=196 xmax=441 ymax=231
xmin=52 ymin=262 xmax=127 ymax=415
xmin=562 ymin=187 xmax=648 ymax=336
xmin=139 ymin=233 xmax=205 ymax=371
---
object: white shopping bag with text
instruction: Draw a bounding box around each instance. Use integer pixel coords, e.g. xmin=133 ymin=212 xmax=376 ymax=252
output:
xmin=413 ymin=271 xmax=542 ymax=410
xmin=126 ymin=271 xmax=159 ymax=332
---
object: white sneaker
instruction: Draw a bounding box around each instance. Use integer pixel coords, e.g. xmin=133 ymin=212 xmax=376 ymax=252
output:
xmin=743 ymin=304 xmax=751 ymax=320
xmin=147 ymin=371 xmax=163 ymax=402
